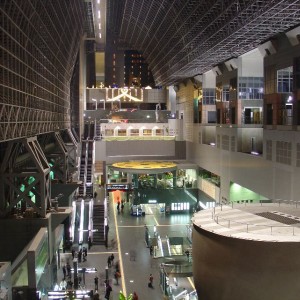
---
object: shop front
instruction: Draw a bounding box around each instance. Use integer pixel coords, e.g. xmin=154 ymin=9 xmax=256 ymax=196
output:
xmin=107 ymin=161 xmax=199 ymax=215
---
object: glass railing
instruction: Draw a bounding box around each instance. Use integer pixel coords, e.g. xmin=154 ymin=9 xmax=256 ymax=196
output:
xmin=102 ymin=135 xmax=175 ymax=141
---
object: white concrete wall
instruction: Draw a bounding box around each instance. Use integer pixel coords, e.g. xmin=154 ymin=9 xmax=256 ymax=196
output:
xmin=237 ymin=48 xmax=264 ymax=77
xmin=187 ymin=125 xmax=300 ymax=202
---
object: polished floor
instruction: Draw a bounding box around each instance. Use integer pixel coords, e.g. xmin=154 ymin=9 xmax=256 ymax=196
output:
xmin=59 ymin=188 xmax=195 ymax=299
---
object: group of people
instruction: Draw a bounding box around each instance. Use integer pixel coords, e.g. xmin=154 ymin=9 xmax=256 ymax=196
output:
xmin=60 ymin=262 xmax=73 ymax=290
xmin=71 ymin=246 xmax=88 ymax=262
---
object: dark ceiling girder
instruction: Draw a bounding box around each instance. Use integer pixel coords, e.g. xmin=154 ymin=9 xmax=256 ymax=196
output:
xmin=107 ymin=0 xmax=300 ymax=86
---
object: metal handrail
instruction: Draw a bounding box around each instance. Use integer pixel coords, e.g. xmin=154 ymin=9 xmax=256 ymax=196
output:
xmin=212 ymin=212 xmax=300 ymax=236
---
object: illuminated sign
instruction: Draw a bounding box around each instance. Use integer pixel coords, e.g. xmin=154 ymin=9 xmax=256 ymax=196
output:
xmin=148 ymin=200 xmax=157 ymax=204
xmin=106 ymin=184 xmax=129 ymax=190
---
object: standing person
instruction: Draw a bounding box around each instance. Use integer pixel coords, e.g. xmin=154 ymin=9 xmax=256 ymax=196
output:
xmin=132 ymin=291 xmax=139 ymax=300
xmin=121 ymin=201 xmax=124 ymax=213
xmin=149 ymin=245 xmax=153 ymax=256
xmin=114 ymin=270 xmax=121 ymax=285
xmin=117 ymin=201 xmax=120 ymax=214
xmin=88 ymin=236 xmax=92 ymax=250
xmin=107 ymin=256 xmax=111 ymax=267
xmin=104 ymin=283 xmax=112 ymax=299
xmin=94 ymin=275 xmax=98 ymax=291
xmin=83 ymin=247 xmax=87 ymax=261
xmin=66 ymin=262 xmax=71 ymax=278
xmin=148 ymin=274 xmax=154 ymax=288
xmin=78 ymin=249 xmax=82 ymax=262
xmin=71 ymin=249 xmax=75 ymax=259
xmin=110 ymin=253 xmax=115 ymax=266
xmin=115 ymin=260 xmax=120 ymax=273
xmin=62 ymin=265 xmax=66 ymax=280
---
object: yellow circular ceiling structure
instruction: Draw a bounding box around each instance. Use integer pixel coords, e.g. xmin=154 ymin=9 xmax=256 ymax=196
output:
xmin=111 ymin=161 xmax=177 ymax=174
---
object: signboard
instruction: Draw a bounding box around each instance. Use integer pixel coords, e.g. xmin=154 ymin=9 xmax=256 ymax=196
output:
xmin=106 ymin=184 xmax=130 ymax=191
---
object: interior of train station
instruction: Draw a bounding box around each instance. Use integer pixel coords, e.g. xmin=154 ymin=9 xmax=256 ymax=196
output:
xmin=1 ymin=1 xmax=300 ymax=300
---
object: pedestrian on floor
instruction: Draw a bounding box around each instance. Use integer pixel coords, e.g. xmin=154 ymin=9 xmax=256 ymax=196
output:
xmin=66 ymin=262 xmax=71 ymax=277
xmin=185 ymin=249 xmax=190 ymax=262
xmin=71 ymin=249 xmax=75 ymax=259
xmin=88 ymin=236 xmax=92 ymax=250
xmin=62 ymin=265 xmax=66 ymax=280
xmin=78 ymin=249 xmax=82 ymax=262
xmin=115 ymin=260 xmax=120 ymax=272
xmin=94 ymin=191 xmax=97 ymax=199
xmin=114 ymin=270 xmax=121 ymax=285
xmin=83 ymin=247 xmax=87 ymax=261
xmin=121 ymin=201 xmax=124 ymax=213
xmin=107 ymin=256 xmax=112 ymax=267
xmin=148 ymin=274 xmax=154 ymax=288
xmin=132 ymin=291 xmax=139 ymax=300
xmin=104 ymin=283 xmax=112 ymax=299
xmin=94 ymin=275 xmax=98 ymax=291
xmin=117 ymin=201 xmax=120 ymax=214
xmin=149 ymin=245 xmax=153 ymax=256
xmin=110 ymin=253 xmax=115 ymax=266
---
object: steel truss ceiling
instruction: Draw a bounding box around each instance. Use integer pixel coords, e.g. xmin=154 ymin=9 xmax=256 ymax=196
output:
xmin=107 ymin=0 xmax=300 ymax=86
xmin=0 ymin=0 xmax=85 ymax=142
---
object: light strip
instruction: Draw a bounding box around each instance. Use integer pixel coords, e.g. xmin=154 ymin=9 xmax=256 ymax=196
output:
xmin=158 ymin=235 xmax=163 ymax=257
xmin=113 ymin=200 xmax=127 ymax=296
xmin=187 ymin=277 xmax=196 ymax=290
xmin=88 ymin=199 xmax=93 ymax=237
xmin=79 ymin=199 xmax=84 ymax=243
xmin=167 ymin=236 xmax=171 ymax=256
xmin=71 ymin=200 xmax=76 ymax=241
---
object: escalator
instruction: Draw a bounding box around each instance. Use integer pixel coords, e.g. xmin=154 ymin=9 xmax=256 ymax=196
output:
xmin=160 ymin=236 xmax=171 ymax=257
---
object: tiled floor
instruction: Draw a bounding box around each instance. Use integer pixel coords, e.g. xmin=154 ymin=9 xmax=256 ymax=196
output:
xmin=58 ymin=189 xmax=196 ymax=299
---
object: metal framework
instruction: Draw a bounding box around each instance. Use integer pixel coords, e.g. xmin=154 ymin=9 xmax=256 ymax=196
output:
xmin=107 ymin=0 xmax=300 ymax=86
xmin=0 ymin=0 xmax=85 ymax=142
xmin=0 ymin=137 xmax=51 ymax=218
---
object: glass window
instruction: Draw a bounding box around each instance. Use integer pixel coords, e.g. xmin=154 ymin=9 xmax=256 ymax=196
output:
xmin=117 ymin=129 xmax=126 ymax=136
xmin=238 ymin=77 xmax=264 ymax=100
xmin=143 ymin=129 xmax=152 ymax=136
xmin=277 ymin=66 xmax=293 ymax=93
xmin=130 ymin=129 xmax=139 ymax=136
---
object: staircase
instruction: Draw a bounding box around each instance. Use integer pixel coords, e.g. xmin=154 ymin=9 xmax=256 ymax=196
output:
xmin=92 ymin=205 xmax=105 ymax=245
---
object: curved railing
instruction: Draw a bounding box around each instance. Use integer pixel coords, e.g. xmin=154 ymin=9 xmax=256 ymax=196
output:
xmin=212 ymin=202 xmax=300 ymax=236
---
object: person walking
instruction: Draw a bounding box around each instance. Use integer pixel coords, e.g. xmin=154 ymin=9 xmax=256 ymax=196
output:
xmin=114 ymin=270 xmax=121 ymax=285
xmin=117 ymin=201 xmax=120 ymax=214
xmin=110 ymin=253 xmax=115 ymax=266
xmin=148 ymin=274 xmax=154 ymax=288
xmin=66 ymin=262 xmax=71 ymax=277
xmin=83 ymin=247 xmax=87 ymax=261
xmin=104 ymin=283 xmax=112 ymax=299
xmin=94 ymin=275 xmax=99 ymax=291
xmin=107 ymin=256 xmax=112 ymax=267
xmin=149 ymin=245 xmax=153 ymax=256
xmin=132 ymin=291 xmax=139 ymax=300
xmin=62 ymin=265 xmax=66 ymax=280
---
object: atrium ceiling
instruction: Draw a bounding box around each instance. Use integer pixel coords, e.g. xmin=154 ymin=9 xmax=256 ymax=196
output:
xmin=106 ymin=0 xmax=300 ymax=86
